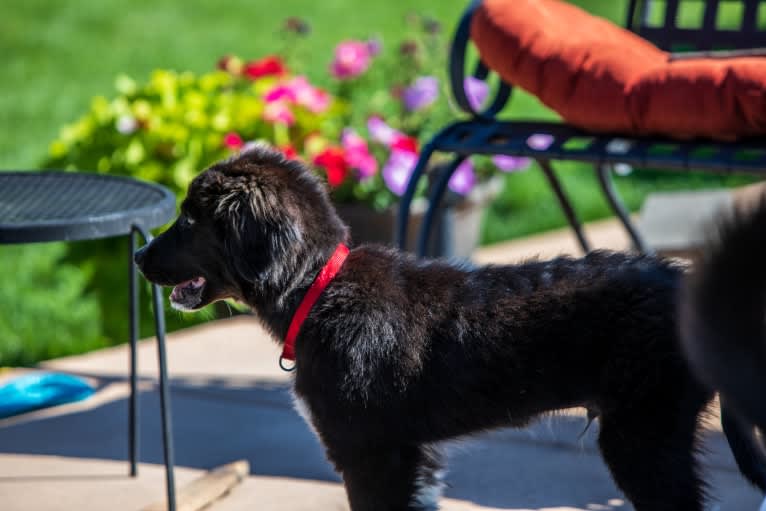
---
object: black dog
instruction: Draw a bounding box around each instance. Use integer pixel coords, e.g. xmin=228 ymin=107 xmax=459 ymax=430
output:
xmin=680 ymin=197 xmax=766 ymax=502
xmin=135 ymin=145 xmax=766 ymax=511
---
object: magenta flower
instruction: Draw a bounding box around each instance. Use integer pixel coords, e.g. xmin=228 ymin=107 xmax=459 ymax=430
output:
xmin=383 ymin=149 xmax=419 ymax=196
xmin=464 ymin=76 xmax=489 ymax=111
xmin=492 ymin=155 xmax=532 ymax=172
xmin=264 ymin=84 xmax=296 ymax=103
xmin=263 ymin=101 xmax=295 ymax=125
xmin=342 ymin=128 xmax=378 ymax=180
xmin=448 ymin=158 xmax=477 ymax=196
xmin=367 ymin=116 xmax=401 ymax=146
xmin=330 ymin=40 xmax=373 ymax=79
xmin=223 ymin=132 xmax=244 ymax=150
xmin=402 ymin=76 xmax=439 ymax=112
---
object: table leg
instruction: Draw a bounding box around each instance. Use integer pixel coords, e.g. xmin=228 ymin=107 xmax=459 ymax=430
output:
xmin=129 ymin=231 xmax=139 ymax=477
xmin=150 ymin=280 xmax=177 ymax=511
xmin=132 ymin=225 xmax=176 ymax=511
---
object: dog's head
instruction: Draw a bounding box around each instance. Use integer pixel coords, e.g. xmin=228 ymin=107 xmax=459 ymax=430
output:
xmin=135 ymin=144 xmax=348 ymax=311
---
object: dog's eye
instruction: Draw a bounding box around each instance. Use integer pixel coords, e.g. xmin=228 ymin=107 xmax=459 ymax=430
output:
xmin=179 ymin=215 xmax=195 ymax=228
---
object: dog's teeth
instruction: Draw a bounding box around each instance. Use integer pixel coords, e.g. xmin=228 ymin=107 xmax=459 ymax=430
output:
xmin=190 ymin=277 xmax=205 ymax=288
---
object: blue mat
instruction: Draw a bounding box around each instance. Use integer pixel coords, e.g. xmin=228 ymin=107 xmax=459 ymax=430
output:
xmin=0 ymin=372 xmax=95 ymax=419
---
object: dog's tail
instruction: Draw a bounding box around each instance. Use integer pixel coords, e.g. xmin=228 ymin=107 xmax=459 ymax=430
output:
xmin=680 ymin=195 xmax=766 ymax=490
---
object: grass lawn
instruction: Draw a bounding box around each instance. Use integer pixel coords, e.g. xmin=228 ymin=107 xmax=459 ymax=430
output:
xmin=0 ymin=0 xmax=758 ymax=364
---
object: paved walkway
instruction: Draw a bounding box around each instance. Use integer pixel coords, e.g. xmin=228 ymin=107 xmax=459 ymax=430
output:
xmin=0 ymin=220 xmax=762 ymax=510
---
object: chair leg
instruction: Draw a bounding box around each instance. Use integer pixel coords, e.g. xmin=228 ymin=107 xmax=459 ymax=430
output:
xmin=594 ymin=163 xmax=653 ymax=254
xmin=128 ymin=231 xmax=139 ymax=477
xmin=416 ymin=155 xmax=467 ymax=258
xmin=396 ymin=142 xmax=437 ymax=252
xmin=132 ymin=225 xmax=176 ymax=511
xmin=537 ymin=159 xmax=592 ymax=254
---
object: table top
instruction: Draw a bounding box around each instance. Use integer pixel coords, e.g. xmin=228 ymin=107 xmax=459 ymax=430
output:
xmin=0 ymin=171 xmax=176 ymax=243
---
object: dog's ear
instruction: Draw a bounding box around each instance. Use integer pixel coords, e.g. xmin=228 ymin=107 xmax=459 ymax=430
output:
xmin=217 ymin=179 xmax=302 ymax=285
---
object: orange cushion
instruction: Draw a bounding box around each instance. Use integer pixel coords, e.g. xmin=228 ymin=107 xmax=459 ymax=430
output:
xmin=471 ymin=0 xmax=766 ymax=141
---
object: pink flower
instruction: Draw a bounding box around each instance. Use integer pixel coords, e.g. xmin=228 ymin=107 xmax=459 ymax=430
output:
xmin=448 ymin=159 xmax=477 ymax=196
xmin=264 ymin=77 xmax=330 ymax=114
xmin=341 ymin=128 xmax=377 ymax=180
xmin=263 ymin=102 xmax=295 ymax=125
xmin=367 ymin=116 xmax=400 ymax=146
xmin=289 ymin=77 xmax=331 ymax=113
xmin=367 ymin=116 xmax=419 ymax=161
xmin=330 ymin=40 xmax=373 ymax=79
xmin=383 ymin=149 xmax=419 ymax=196
xmin=223 ymin=132 xmax=244 ymax=150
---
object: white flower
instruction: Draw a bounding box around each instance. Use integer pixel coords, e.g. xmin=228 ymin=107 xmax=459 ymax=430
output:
xmin=116 ymin=116 xmax=138 ymax=135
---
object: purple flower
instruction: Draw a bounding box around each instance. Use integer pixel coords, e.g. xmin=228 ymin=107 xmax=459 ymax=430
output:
xmin=448 ymin=158 xmax=477 ymax=196
xmin=367 ymin=37 xmax=382 ymax=57
xmin=367 ymin=116 xmax=401 ymax=146
xmin=383 ymin=149 xmax=419 ymax=196
xmin=402 ymin=76 xmax=439 ymax=112
xmin=527 ymin=134 xmax=555 ymax=151
xmin=492 ymin=155 xmax=532 ymax=173
xmin=464 ymin=76 xmax=489 ymax=111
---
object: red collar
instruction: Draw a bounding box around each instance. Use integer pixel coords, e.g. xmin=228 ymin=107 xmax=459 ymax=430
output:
xmin=280 ymin=243 xmax=349 ymax=370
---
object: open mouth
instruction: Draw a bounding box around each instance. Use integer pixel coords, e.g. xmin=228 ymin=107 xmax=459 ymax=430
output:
xmin=169 ymin=276 xmax=206 ymax=311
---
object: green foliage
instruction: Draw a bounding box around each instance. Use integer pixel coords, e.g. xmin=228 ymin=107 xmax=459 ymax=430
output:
xmin=0 ymin=243 xmax=103 ymax=366
xmin=44 ymin=68 xmax=338 ymax=198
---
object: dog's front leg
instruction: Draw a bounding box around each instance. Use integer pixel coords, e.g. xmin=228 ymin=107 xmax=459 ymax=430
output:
xmin=336 ymin=443 xmax=444 ymax=511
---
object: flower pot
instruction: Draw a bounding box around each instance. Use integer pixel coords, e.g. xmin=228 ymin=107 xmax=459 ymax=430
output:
xmin=335 ymin=176 xmax=502 ymax=259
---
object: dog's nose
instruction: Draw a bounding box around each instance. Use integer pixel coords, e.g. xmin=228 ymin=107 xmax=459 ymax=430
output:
xmin=133 ymin=245 xmax=148 ymax=267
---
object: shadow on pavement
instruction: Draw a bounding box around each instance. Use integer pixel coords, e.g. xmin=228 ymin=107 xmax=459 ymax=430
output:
xmin=0 ymin=373 xmax=756 ymax=510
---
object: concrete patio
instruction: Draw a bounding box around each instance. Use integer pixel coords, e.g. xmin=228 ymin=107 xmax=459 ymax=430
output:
xmin=1 ymin=218 xmax=763 ymax=510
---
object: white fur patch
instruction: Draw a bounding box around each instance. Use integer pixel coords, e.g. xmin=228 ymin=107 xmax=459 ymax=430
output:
xmin=170 ymin=300 xmax=195 ymax=312
xmin=292 ymin=394 xmax=320 ymax=437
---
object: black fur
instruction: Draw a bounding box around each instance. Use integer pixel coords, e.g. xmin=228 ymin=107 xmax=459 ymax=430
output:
xmin=681 ymin=197 xmax=766 ymax=490
xmin=135 ymin=145 xmax=765 ymax=510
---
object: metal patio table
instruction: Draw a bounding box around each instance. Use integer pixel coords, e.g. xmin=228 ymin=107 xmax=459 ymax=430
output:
xmin=0 ymin=171 xmax=178 ymax=511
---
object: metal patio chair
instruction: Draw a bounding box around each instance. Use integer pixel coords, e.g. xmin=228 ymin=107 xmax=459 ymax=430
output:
xmin=396 ymin=0 xmax=766 ymax=257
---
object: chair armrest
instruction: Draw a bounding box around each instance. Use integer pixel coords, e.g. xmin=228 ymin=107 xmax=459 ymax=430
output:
xmin=449 ymin=0 xmax=513 ymax=119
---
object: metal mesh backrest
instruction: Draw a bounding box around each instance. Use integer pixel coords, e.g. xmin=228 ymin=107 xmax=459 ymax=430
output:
xmin=626 ymin=0 xmax=766 ymax=51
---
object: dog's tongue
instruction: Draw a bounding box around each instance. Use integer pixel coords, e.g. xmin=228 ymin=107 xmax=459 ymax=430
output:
xmin=170 ymin=277 xmax=205 ymax=301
